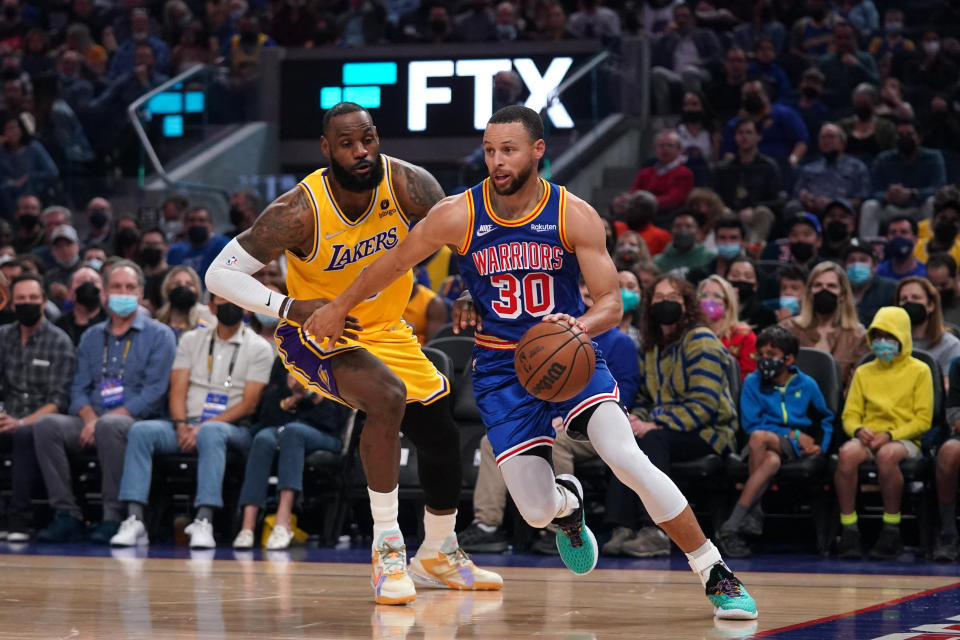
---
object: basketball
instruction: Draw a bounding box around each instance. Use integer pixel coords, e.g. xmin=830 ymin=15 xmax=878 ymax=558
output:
xmin=514 ymin=320 xmax=596 ymax=402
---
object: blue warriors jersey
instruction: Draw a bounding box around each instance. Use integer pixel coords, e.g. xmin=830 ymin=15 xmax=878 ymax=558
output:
xmin=458 ymin=178 xmax=583 ymax=348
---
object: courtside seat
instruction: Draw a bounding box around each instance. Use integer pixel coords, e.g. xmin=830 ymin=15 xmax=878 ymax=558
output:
xmin=425 ymin=336 xmax=475 ymax=376
xmin=303 ymin=409 xmax=360 ymax=545
xmin=432 ymin=322 xmax=476 ymax=340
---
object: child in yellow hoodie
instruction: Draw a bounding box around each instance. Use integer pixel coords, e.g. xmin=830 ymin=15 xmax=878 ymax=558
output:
xmin=835 ymin=306 xmax=933 ymax=560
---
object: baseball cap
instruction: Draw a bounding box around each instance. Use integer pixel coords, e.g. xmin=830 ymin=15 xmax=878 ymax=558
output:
xmin=825 ymin=199 xmax=854 ymax=216
xmin=787 ymin=212 xmax=822 ymax=236
xmin=50 ymin=225 xmax=79 ymax=244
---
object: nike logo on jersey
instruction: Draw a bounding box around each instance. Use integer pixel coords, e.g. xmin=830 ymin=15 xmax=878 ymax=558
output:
xmin=477 ymin=224 xmax=495 ymax=237
xmin=325 ymin=229 xmax=347 ymax=240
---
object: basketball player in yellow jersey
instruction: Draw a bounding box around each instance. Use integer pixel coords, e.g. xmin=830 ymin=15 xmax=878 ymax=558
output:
xmin=206 ymin=102 xmax=502 ymax=605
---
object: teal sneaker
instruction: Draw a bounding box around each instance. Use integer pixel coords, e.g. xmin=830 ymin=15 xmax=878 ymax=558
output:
xmin=705 ymin=563 xmax=758 ymax=620
xmin=553 ymin=474 xmax=598 ymax=575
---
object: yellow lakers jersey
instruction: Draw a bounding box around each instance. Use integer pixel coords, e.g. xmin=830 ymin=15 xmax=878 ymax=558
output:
xmin=285 ymin=154 xmax=414 ymax=332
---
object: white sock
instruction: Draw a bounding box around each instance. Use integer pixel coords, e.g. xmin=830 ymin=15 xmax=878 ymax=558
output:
xmin=555 ymin=484 xmax=579 ymax=519
xmin=685 ymin=539 xmax=723 ymax=587
xmin=369 ymin=486 xmax=400 ymax=542
xmin=420 ymin=510 xmax=457 ymax=554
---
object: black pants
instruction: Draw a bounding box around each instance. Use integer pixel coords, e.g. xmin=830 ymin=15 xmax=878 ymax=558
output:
xmin=0 ymin=424 xmax=39 ymax=531
xmin=604 ymin=428 xmax=714 ymax=530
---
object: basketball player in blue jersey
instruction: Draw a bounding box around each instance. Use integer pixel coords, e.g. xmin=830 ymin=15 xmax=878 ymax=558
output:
xmin=305 ymin=106 xmax=758 ymax=620
xmin=205 ymin=102 xmax=502 ymax=605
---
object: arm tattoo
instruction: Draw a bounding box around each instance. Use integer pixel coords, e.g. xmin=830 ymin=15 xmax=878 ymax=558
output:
xmin=238 ymin=186 xmax=314 ymax=261
xmin=400 ymin=164 xmax=445 ymax=214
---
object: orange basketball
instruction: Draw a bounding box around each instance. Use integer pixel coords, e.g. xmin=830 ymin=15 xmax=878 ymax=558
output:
xmin=514 ymin=321 xmax=596 ymax=402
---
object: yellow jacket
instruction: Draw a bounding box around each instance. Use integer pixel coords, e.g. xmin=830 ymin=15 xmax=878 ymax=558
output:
xmin=842 ymin=306 xmax=933 ymax=445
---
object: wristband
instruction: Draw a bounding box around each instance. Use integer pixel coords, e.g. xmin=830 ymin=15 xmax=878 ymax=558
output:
xmin=279 ymin=296 xmax=293 ymax=319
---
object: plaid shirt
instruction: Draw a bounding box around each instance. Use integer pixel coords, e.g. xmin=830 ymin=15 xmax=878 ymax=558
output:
xmin=0 ymin=319 xmax=77 ymax=418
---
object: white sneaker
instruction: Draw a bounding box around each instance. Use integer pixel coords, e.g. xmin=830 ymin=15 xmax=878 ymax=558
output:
xmin=266 ymin=524 xmax=295 ymax=550
xmin=233 ymin=529 xmax=254 ymax=549
xmin=185 ymin=518 xmax=216 ymax=549
xmin=0 ymin=530 xmax=7 ymax=540
xmin=110 ymin=516 xmax=149 ymax=547
xmin=6 ymin=531 xmax=29 ymax=543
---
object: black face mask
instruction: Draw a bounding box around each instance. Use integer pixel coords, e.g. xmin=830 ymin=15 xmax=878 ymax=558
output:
xmin=934 ymin=219 xmax=959 ymax=245
xmin=650 ymin=300 xmax=683 ymax=325
xmin=168 ymin=285 xmax=198 ymax=311
xmin=216 ymin=301 xmax=244 ymax=326
xmin=854 ymin=105 xmax=873 ymax=122
xmin=138 ymin=246 xmax=164 ymax=268
xmin=729 ymin=280 xmax=755 ymax=303
xmin=743 ymin=95 xmax=765 ymax=114
xmin=823 ymin=150 xmax=840 ymax=163
xmin=187 ymin=225 xmax=210 ymax=245
xmin=825 ymin=220 xmax=849 ymax=242
xmin=15 ymin=302 xmax=42 ymax=326
xmin=757 ymin=356 xmax=785 ymax=384
xmin=18 ymin=214 xmax=38 ymax=231
xmin=812 ymin=289 xmax=838 ymax=314
xmin=229 ymin=207 xmax=246 ymax=228
xmin=239 ymin=30 xmax=258 ymax=45
xmin=680 ymin=110 xmax=702 ymax=123
xmin=75 ymin=281 xmax=101 ymax=309
xmin=116 ymin=228 xmax=140 ymax=250
xmin=790 ymin=241 xmax=816 ymax=263
xmin=89 ymin=210 xmax=109 ymax=229
xmin=902 ymin=301 xmax=928 ymax=326
xmin=801 ymin=86 xmax=821 ymax=99
xmin=897 ymin=136 xmax=917 ymax=155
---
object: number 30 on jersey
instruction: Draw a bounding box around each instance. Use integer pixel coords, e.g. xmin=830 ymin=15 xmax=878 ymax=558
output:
xmin=490 ymin=273 xmax=555 ymax=318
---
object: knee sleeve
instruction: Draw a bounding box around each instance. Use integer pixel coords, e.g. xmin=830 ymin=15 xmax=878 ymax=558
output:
xmin=586 ymin=402 xmax=688 ymax=524
xmin=500 ymin=454 xmax=564 ymax=529
xmin=401 ymin=396 xmax=461 ymax=510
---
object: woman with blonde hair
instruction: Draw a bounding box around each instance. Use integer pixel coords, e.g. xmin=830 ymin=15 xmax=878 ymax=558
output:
xmin=895 ymin=276 xmax=960 ymax=379
xmin=780 ymin=261 xmax=868 ymax=388
xmin=698 ymin=275 xmax=757 ymax=380
xmin=154 ymin=265 xmax=215 ymax=338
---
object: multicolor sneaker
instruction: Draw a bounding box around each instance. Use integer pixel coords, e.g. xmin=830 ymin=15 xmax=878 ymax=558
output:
xmin=372 ymin=530 xmax=417 ymax=605
xmin=553 ymin=474 xmax=598 ymax=575
xmin=409 ymin=534 xmax=503 ymax=590
xmin=705 ymin=563 xmax=758 ymax=620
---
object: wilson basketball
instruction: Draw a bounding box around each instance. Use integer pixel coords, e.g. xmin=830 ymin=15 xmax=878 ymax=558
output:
xmin=514 ymin=321 xmax=596 ymax=402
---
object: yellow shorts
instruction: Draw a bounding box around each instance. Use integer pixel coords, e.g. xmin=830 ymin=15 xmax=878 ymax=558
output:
xmin=274 ymin=319 xmax=449 ymax=408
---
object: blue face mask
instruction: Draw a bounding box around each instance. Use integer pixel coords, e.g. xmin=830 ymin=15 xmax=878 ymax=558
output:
xmin=716 ymin=243 xmax=741 ymax=260
xmin=621 ymin=288 xmax=640 ymax=313
xmin=108 ymin=294 xmax=139 ymax=317
xmin=86 ymin=258 xmax=103 ymax=272
xmin=846 ymin=262 xmax=871 ymax=286
xmin=254 ymin=312 xmax=280 ymax=328
xmin=778 ymin=296 xmax=799 ymax=315
xmin=872 ymin=337 xmax=900 ymax=362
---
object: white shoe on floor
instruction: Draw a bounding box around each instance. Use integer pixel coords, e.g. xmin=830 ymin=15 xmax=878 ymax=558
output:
xmin=110 ymin=516 xmax=148 ymax=547
xmin=233 ymin=529 xmax=254 ymax=549
xmin=185 ymin=518 xmax=216 ymax=549
xmin=266 ymin=525 xmax=295 ymax=550
xmin=6 ymin=531 xmax=29 ymax=542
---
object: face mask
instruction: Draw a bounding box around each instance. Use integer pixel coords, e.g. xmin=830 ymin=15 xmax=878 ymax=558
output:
xmin=846 ymin=262 xmax=871 ymax=286
xmin=896 ymin=136 xmax=917 ymax=155
xmin=885 ymin=235 xmax=914 ymax=260
xmin=789 ymin=241 xmax=815 ymax=263
xmin=801 ymin=86 xmax=821 ymax=99
xmin=138 ymin=246 xmax=164 ymax=267
xmin=934 ymin=219 xmax=959 ymax=245
xmin=254 ymin=312 xmax=280 ymax=328
xmin=823 ymin=150 xmax=840 ymax=163
xmin=108 ymin=293 xmax=139 ymax=317
xmin=187 ymin=225 xmax=210 ymax=245
xmin=872 ymin=337 xmax=900 ymax=362
xmin=757 ymin=356 xmax=785 ymax=383
xmin=14 ymin=302 xmax=42 ymax=326
xmin=116 ymin=228 xmax=140 ymax=248
xmin=779 ymin=296 xmax=799 ymax=315
xmin=680 ymin=110 xmax=702 ymax=124
xmin=650 ymin=300 xmax=683 ymax=325
xmin=55 ymin=252 xmax=80 ymax=269
xmin=89 ymin=210 xmax=108 ymax=229
xmin=85 ymin=258 xmax=103 ymax=272
xmin=672 ymin=230 xmax=696 ymax=252
xmin=812 ymin=289 xmax=838 ymax=315
xmin=824 ymin=220 xmax=848 ymax=242
xmin=168 ymin=285 xmax=197 ymax=311
xmin=620 ymin=288 xmax=639 ymax=313
xmin=216 ymin=301 xmax=244 ymax=326
xmin=729 ymin=280 xmax=755 ymax=303
xmin=239 ymin=30 xmax=258 ymax=45
xmin=229 ymin=208 xmax=247 ymax=228
xmin=18 ymin=214 xmax=38 ymax=230
xmin=885 ymin=21 xmax=902 ymax=34
xmin=75 ymin=281 xmax=101 ymax=309
xmin=699 ymin=297 xmax=725 ymax=321
xmin=924 ymin=40 xmax=941 ymax=56
xmin=901 ymin=301 xmax=928 ymax=326
xmin=743 ymin=95 xmax=765 ymax=114
xmin=854 ymin=104 xmax=873 ymax=121
xmin=717 ymin=243 xmax=741 ymax=260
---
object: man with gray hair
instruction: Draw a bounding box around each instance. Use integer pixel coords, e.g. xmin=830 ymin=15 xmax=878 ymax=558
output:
xmin=839 ymin=83 xmax=897 ymax=157
xmin=790 ymin=122 xmax=871 ymax=217
xmin=32 ymin=259 xmax=176 ymax=544
xmin=631 ymin=130 xmax=695 ymax=227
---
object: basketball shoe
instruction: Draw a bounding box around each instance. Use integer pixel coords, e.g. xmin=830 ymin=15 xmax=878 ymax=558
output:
xmin=553 ymin=474 xmax=598 ymax=575
xmin=372 ymin=530 xmax=417 ymax=605
xmin=705 ymin=563 xmax=758 ymax=620
xmin=409 ymin=534 xmax=503 ymax=590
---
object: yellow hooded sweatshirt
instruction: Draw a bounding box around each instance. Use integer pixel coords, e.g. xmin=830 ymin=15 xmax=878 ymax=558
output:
xmin=842 ymin=306 xmax=933 ymax=445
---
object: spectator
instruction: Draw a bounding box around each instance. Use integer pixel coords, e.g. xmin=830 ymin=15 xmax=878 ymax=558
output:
xmin=403 ymin=281 xmax=447 ymax=345
xmin=790 ymin=68 xmax=830 ymax=154
xmin=612 ymin=191 xmax=671 ymax=257
xmin=713 ymin=117 xmax=781 ymax=240
xmin=676 ymin=91 xmax=717 ymax=163
xmin=252 ymin=257 xmax=285 ymax=293
xmin=159 ymin=193 xmax=188 ymax=243
xmin=720 ymin=81 xmax=808 ymax=163
xmin=532 ymin=2 xmax=575 ymax=41
xmin=789 ymin=0 xmax=838 ymax=69
xmin=110 ymin=293 xmax=273 ymax=549
xmin=638 ymin=0 xmax=682 ymax=36
xmin=764 ymin=214 xmax=824 ymax=271
xmin=612 ymin=229 xmax=652 ymax=272
xmin=717 ymin=325 xmax=833 ymax=557
xmin=839 ymin=0 xmax=878 ymax=39
xmin=169 ymin=21 xmax=217 ymax=76
xmin=775 ymin=263 xmax=808 ymax=322
xmin=226 ymin=189 xmax=262 ymax=238
xmin=62 ymin=22 xmax=108 ymax=80
xmin=81 ymin=244 xmax=106 ymax=272
xmin=685 ymin=188 xmax=725 ymax=251
xmin=749 ymin=37 xmax=791 ymax=104
xmin=875 ymin=216 xmax=926 ymax=281
xmin=0 ymin=112 xmax=58 ymax=214
xmin=233 ymin=368 xmax=351 ymax=550
xmin=902 ymin=31 xmax=959 ymax=102
xmin=934 ymin=357 xmax=960 ymax=561
xmin=138 ymin=228 xmax=169 ymax=312
xmin=106 ymin=9 xmax=170 ymax=81
xmin=1 ymin=76 xmax=27 ymax=115
xmin=689 ymin=215 xmax=748 ymax=285
xmin=154 ymin=265 xmax=215 ymax=339
xmin=817 ymin=21 xmax=879 ymax=112
xmin=860 ymin=120 xmax=947 ymax=239
xmin=916 ymin=198 xmax=960 ymax=266
xmin=839 ymin=84 xmax=896 ymax=160
xmin=55 ymin=266 xmax=106 ymax=346
xmin=631 ymin=131 xmax=694 ymax=222
xmin=707 ymin=47 xmax=749 ymax=125
xmin=454 ymin=0 xmax=496 ymax=41
xmin=922 ymin=95 xmax=960 ymax=155
xmin=82 ymin=197 xmax=112 ymax=248
xmin=867 ymin=8 xmax=914 ymax=72
xmin=0 ymin=273 xmax=75 ymax=542
xmin=32 ymin=261 xmax=175 ymax=544
xmin=780 ymin=261 xmax=869 ymax=388
xmin=819 ymin=199 xmax=857 ymax=261
xmin=844 ymin=241 xmax=896 ymax=328
xmin=566 ymin=0 xmax=620 ymax=40
xmin=43 ymin=224 xmax=80 ymax=292
xmin=492 ymin=1 xmax=524 ymax=41
xmin=166 ymin=207 xmax=230 ymax=282
xmin=926 ymin=253 xmax=960 ymax=327
xmin=653 ymin=209 xmax=715 ymax=275
xmin=875 ymin=77 xmax=915 ymax=123
xmin=603 ymin=274 xmax=736 ymax=557
xmin=896 ymin=276 xmax=960 ymax=378
xmin=31 ymin=73 xmax=94 ymax=169
xmin=835 ymin=306 xmax=932 ymax=559
xmin=727 ymin=256 xmax=777 ymax=331
xmin=54 ymin=50 xmax=94 ymax=121
xmin=731 ymin=0 xmax=786 ymax=56
xmin=12 ymin=193 xmax=43 ymax=253
xmin=697 ymin=275 xmax=757 ymax=380
xmin=617 ymin=269 xmax=642 ymax=347
xmin=337 ymin=0 xmax=387 ymax=47
xmin=791 ymin=124 xmax=871 ymax=217
xmin=112 ymin=215 xmax=141 ymax=261
xmin=226 ymin=15 xmax=276 ymax=80
xmin=649 ymin=3 xmax=722 ymax=115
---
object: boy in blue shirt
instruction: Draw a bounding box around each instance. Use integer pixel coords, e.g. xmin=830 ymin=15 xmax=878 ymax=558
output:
xmin=717 ymin=326 xmax=834 ymax=557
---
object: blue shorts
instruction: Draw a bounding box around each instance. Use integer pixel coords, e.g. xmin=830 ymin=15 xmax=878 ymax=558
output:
xmin=471 ymin=343 xmax=620 ymax=465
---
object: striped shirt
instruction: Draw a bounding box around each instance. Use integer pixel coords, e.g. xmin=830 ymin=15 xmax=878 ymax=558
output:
xmin=632 ymin=326 xmax=737 ymax=455
xmin=0 ymin=319 xmax=77 ymax=417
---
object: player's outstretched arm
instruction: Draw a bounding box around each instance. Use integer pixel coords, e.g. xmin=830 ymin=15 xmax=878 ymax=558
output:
xmin=302 ymin=194 xmax=470 ymax=344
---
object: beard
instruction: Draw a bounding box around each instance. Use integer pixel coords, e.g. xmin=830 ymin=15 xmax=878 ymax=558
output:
xmin=329 ymin=153 xmax=384 ymax=193
xmin=489 ymin=162 xmax=535 ymax=196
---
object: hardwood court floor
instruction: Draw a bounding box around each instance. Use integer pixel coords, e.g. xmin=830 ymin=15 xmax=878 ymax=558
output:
xmin=1 ymin=550 xmax=958 ymax=639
